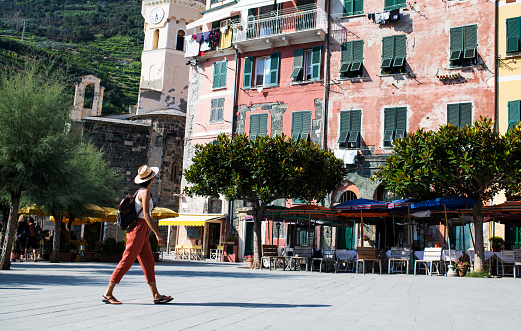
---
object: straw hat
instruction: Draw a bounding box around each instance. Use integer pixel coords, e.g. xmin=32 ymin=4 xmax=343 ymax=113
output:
xmin=134 ymin=165 xmax=159 ymax=184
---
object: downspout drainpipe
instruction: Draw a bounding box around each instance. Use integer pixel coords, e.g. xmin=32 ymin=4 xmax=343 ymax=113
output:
xmin=494 ymin=0 xmax=499 ymax=132
xmin=227 ymin=49 xmax=240 ymax=234
xmin=322 ymin=0 xmax=331 ymax=150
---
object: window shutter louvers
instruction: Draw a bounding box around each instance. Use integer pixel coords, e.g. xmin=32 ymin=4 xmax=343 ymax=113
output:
xmin=339 ymin=111 xmax=351 ymax=143
xmin=459 ymin=103 xmax=472 ymax=127
xmin=447 ymin=104 xmax=460 ymax=127
xmin=347 ymin=110 xmax=361 ymax=144
xmin=217 ymin=98 xmax=224 ymax=121
xmin=344 ymin=0 xmax=353 ymax=15
xmin=507 ymin=18 xmax=520 ymax=53
xmin=212 ymin=62 xmax=221 ymax=89
xmin=340 ymin=42 xmax=352 ymax=73
xmin=311 ymin=46 xmax=321 ymax=80
xmin=463 ymin=25 xmax=477 ymax=59
xmin=270 ymin=52 xmax=280 ymax=86
xmin=393 ymin=35 xmax=406 ymax=67
xmin=249 ymin=114 xmax=259 ymax=141
xmin=291 ymin=112 xmax=302 ymax=141
xmin=243 ymin=56 xmax=253 ymax=89
xmin=219 ymin=61 xmax=227 ymax=88
xmin=354 ymin=0 xmax=363 ymax=15
xmin=382 ymin=36 xmax=394 ymax=68
xmin=351 ymin=40 xmax=364 ymax=71
xmin=395 ymin=107 xmax=407 ymax=139
xmin=384 ymin=0 xmax=395 ymax=10
xmin=258 ymin=113 xmax=268 ymax=137
xmin=508 ymin=100 xmax=521 ymax=131
xmin=210 ymin=99 xmax=218 ymax=122
xmin=291 ymin=49 xmax=304 ymax=78
xmin=384 ymin=108 xmax=396 ymax=143
xmin=301 ymin=111 xmax=312 ymax=141
xmin=450 ymin=27 xmax=464 ymax=61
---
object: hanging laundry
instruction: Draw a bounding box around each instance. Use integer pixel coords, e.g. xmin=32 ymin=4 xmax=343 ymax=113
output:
xmin=195 ymin=33 xmax=203 ymax=43
xmin=185 ymin=37 xmax=200 ymax=57
xmin=200 ymin=39 xmax=210 ymax=51
xmin=208 ymin=29 xmax=221 ymax=49
xmin=220 ymin=26 xmax=228 ymax=34
xmin=203 ymin=31 xmax=210 ymax=41
xmin=374 ymin=12 xmax=385 ymax=24
xmin=382 ymin=11 xmax=390 ymax=20
xmin=219 ymin=26 xmax=233 ymax=49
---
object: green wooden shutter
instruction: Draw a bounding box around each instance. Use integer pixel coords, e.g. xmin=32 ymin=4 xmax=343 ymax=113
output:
xmin=219 ymin=61 xmax=227 ymax=88
xmin=351 ymin=40 xmax=364 ymax=71
xmin=213 ymin=61 xmax=221 ymax=89
xmin=447 ymin=104 xmax=460 ymax=127
xmin=384 ymin=108 xmax=396 ymax=143
xmin=291 ymin=49 xmax=304 ymax=78
xmin=354 ymin=0 xmax=363 ymax=15
xmin=393 ymin=35 xmax=406 ymax=67
xmin=508 ymin=100 xmax=521 ymax=131
xmin=249 ymin=114 xmax=259 ymax=141
xmin=347 ymin=110 xmax=361 ymax=144
xmin=384 ymin=0 xmax=395 ymax=10
xmin=463 ymin=25 xmax=477 ymax=59
xmin=301 ymin=111 xmax=311 ymax=141
xmin=382 ymin=36 xmax=394 ymax=68
xmin=396 ymin=0 xmax=406 ymax=8
xmin=291 ymin=112 xmax=302 ymax=141
xmin=459 ymin=103 xmax=472 ymax=127
xmin=338 ymin=111 xmax=350 ymax=143
xmin=210 ymin=99 xmax=218 ymax=122
xmin=340 ymin=42 xmax=352 ymax=73
xmin=258 ymin=113 xmax=268 ymax=137
xmin=450 ymin=27 xmax=463 ymax=61
xmin=395 ymin=107 xmax=407 ymax=139
xmin=243 ymin=57 xmax=253 ymax=89
xmin=344 ymin=0 xmax=353 ymax=15
xmin=270 ymin=52 xmax=280 ymax=86
xmin=217 ymin=98 xmax=224 ymax=121
xmin=507 ymin=18 xmax=520 ymax=53
xmin=311 ymin=46 xmax=321 ymax=80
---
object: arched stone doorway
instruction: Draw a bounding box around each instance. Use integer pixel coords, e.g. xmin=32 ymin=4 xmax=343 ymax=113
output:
xmin=70 ymin=75 xmax=104 ymax=121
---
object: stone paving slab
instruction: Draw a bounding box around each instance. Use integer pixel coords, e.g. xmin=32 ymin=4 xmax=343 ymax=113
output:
xmin=1 ymin=259 xmax=521 ymax=330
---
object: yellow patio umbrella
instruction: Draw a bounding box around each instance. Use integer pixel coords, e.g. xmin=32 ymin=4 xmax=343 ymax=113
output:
xmin=18 ymin=204 xmax=48 ymax=216
xmin=152 ymin=207 xmax=179 ymax=219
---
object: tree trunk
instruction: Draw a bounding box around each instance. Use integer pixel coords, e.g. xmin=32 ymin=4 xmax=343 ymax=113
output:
xmin=252 ymin=202 xmax=266 ymax=269
xmin=0 ymin=205 xmax=9 ymax=249
xmin=473 ymin=202 xmax=484 ymax=272
xmin=50 ymin=213 xmax=61 ymax=263
xmin=0 ymin=192 xmax=21 ymax=270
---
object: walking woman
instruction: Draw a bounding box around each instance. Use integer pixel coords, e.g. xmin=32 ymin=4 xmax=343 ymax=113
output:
xmin=103 ymin=165 xmax=173 ymax=304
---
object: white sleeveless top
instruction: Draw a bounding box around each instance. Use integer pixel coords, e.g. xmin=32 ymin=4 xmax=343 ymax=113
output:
xmin=135 ymin=188 xmax=153 ymax=219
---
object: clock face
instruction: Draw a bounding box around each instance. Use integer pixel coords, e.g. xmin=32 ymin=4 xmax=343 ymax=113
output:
xmin=150 ymin=7 xmax=164 ymax=25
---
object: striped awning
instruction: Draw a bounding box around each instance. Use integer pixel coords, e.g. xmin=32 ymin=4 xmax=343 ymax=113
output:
xmin=158 ymin=214 xmax=225 ymax=226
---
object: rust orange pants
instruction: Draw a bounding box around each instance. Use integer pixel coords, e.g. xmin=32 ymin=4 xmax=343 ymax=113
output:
xmin=110 ymin=218 xmax=156 ymax=284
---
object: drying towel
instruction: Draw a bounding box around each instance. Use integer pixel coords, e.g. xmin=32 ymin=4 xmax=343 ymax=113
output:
xmin=203 ymin=31 xmax=210 ymax=41
xmin=200 ymin=40 xmax=210 ymax=51
xmin=344 ymin=150 xmax=357 ymax=164
xmin=196 ymin=33 xmax=203 ymax=43
xmin=184 ymin=38 xmax=200 ymax=57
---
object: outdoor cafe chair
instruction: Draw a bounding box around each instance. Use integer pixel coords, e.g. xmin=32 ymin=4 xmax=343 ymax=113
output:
xmin=311 ymin=249 xmax=336 ymax=272
xmin=335 ymin=249 xmax=356 ymax=272
xmin=388 ymin=247 xmax=411 ymax=274
xmin=498 ymin=250 xmax=515 ymax=277
xmin=467 ymin=249 xmax=493 ymax=273
xmin=414 ymin=247 xmax=443 ymax=276
xmin=190 ymin=245 xmax=202 ymax=260
xmin=355 ymin=247 xmax=382 ymax=274
xmin=210 ymin=245 xmax=224 ymax=261
xmin=514 ymin=249 xmax=521 ymax=278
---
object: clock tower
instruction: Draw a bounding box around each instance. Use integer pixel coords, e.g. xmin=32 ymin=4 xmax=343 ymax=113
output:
xmin=138 ymin=0 xmax=205 ymax=115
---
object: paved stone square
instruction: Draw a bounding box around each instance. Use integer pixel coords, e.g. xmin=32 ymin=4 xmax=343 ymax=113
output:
xmin=1 ymin=259 xmax=521 ymax=330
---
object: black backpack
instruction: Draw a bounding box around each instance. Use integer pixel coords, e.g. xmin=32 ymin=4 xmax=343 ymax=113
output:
xmin=117 ymin=190 xmax=143 ymax=231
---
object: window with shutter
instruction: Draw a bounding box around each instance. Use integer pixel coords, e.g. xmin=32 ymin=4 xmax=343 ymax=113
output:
xmin=212 ymin=61 xmax=221 ymax=89
xmin=338 ymin=111 xmax=351 ymax=144
xmin=447 ymin=103 xmax=472 ymax=129
xmin=217 ymin=98 xmax=224 ymax=122
xmin=507 ymin=17 xmax=521 ymax=54
xmin=243 ymin=57 xmax=253 ymax=89
xmin=311 ymin=46 xmax=321 ymax=81
xmin=344 ymin=0 xmax=364 ymax=16
xmin=381 ymin=35 xmax=406 ymax=74
xmin=258 ymin=113 xmax=268 ymax=137
xmin=301 ymin=111 xmax=312 ymax=141
xmin=293 ymin=47 xmax=321 ymax=82
xmin=291 ymin=112 xmax=302 ymax=141
xmin=383 ymin=107 xmax=407 ymax=146
xmin=255 ymin=57 xmax=271 ymax=87
xmin=508 ymin=100 xmax=521 ymax=131
xmin=450 ymin=24 xmax=477 ymax=67
xmin=347 ymin=110 xmax=361 ymax=146
xmin=249 ymin=114 xmax=260 ymax=141
xmin=341 ymin=40 xmax=364 ymax=78
xmin=291 ymin=49 xmax=304 ymax=78
xmin=384 ymin=0 xmax=406 ymax=11
xmin=219 ymin=61 xmax=227 ymax=88
xmin=210 ymin=99 xmax=218 ymax=123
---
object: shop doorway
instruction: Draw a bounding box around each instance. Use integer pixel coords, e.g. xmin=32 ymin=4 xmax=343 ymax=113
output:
xmin=244 ymin=221 xmax=254 ymax=256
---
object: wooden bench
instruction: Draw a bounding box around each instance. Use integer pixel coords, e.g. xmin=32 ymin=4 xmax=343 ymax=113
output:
xmin=414 ymin=247 xmax=443 ymax=276
xmin=356 ymin=247 xmax=382 ymax=274
xmin=388 ymin=247 xmax=412 ymax=274
xmin=289 ymin=246 xmax=313 ymax=271
xmin=260 ymin=245 xmax=286 ymax=271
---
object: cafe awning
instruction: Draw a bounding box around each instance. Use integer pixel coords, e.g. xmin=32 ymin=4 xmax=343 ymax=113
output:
xmin=158 ymin=214 xmax=225 ymax=226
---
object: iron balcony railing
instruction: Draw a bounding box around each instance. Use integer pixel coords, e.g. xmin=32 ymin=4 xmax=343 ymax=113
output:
xmin=232 ymin=7 xmax=326 ymax=43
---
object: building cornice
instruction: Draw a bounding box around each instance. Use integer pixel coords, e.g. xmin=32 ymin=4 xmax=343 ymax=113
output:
xmin=142 ymin=0 xmax=205 ymax=13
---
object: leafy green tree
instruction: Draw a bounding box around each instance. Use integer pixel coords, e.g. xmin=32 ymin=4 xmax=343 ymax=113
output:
xmin=184 ymin=134 xmax=348 ymax=267
xmin=374 ymin=118 xmax=521 ymax=271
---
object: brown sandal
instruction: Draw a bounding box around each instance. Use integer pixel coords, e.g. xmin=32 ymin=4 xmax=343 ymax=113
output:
xmin=153 ymin=295 xmax=173 ymax=304
xmin=102 ymin=295 xmax=122 ymax=304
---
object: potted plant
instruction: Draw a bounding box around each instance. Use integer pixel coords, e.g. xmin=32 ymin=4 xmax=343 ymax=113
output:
xmin=100 ymin=238 xmax=125 ymax=262
xmin=362 ymin=234 xmax=370 ymax=241
xmin=244 ymin=255 xmax=253 ymax=268
xmin=425 ymin=232 xmax=433 ymax=241
xmin=225 ymin=234 xmax=236 ymax=245
xmin=82 ymin=224 xmax=98 ymax=262
xmin=489 ymin=236 xmax=504 ymax=252
xmin=59 ymin=231 xmax=74 ymax=262
xmin=453 ymin=260 xmax=470 ymax=277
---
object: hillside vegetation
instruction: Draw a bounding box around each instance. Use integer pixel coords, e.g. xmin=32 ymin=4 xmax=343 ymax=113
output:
xmin=0 ymin=0 xmax=145 ymax=114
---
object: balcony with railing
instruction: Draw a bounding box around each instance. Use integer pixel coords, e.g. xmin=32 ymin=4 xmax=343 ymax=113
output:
xmin=232 ymin=5 xmax=327 ymax=52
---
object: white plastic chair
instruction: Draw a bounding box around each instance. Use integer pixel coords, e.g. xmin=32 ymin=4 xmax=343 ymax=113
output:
xmin=414 ymin=248 xmax=443 ymax=276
